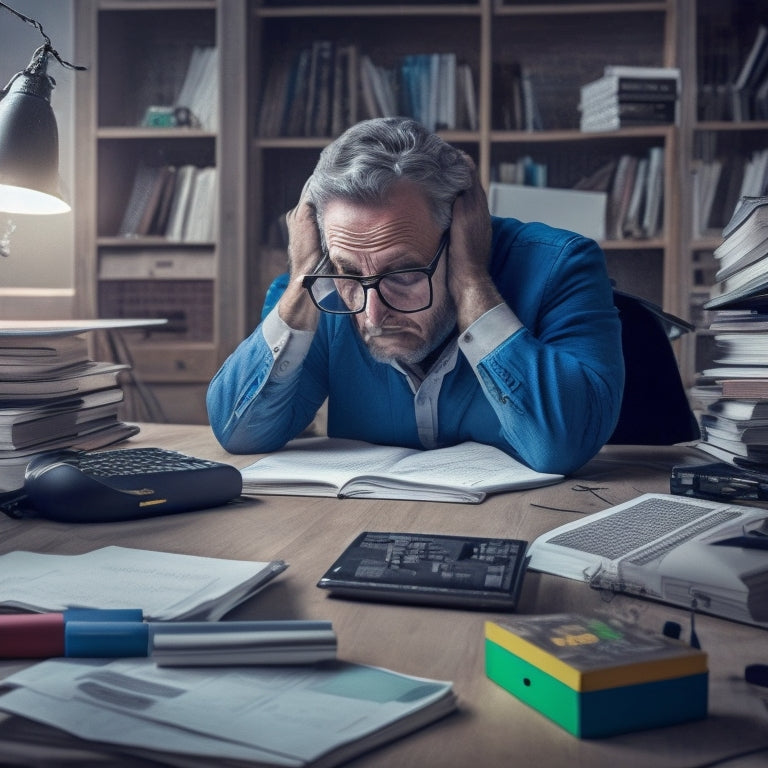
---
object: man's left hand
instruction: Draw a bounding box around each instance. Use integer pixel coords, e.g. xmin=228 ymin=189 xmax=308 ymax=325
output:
xmin=448 ymin=156 xmax=503 ymax=331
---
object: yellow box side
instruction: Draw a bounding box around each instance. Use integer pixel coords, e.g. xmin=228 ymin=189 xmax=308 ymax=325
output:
xmin=485 ymin=620 xmax=707 ymax=692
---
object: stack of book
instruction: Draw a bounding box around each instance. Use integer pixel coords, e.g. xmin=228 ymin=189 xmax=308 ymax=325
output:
xmin=579 ymin=65 xmax=680 ymax=133
xmin=0 ymin=322 xmax=147 ymax=491
xmin=695 ymin=196 xmax=768 ymax=468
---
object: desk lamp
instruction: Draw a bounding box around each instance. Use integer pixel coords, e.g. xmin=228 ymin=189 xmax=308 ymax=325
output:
xmin=0 ymin=2 xmax=84 ymax=215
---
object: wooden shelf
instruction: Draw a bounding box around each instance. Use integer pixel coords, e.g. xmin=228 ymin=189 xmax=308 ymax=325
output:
xmin=74 ymin=0 xmax=768 ymax=414
xmin=73 ymin=0 xmax=248 ymax=424
xmin=250 ymin=0 xmax=679 ymax=320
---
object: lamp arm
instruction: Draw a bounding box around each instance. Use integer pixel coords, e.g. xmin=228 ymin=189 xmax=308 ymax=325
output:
xmin=0 ymin=2 xmax=85 ymax=74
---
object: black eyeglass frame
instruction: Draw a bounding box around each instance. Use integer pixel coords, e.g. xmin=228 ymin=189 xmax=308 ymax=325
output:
xmin=301 ymin=230 xmax=450 ymax=315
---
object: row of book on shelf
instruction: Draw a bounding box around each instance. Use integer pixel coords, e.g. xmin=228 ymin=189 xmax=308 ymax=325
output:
xmin=258 ymin=50 xmax=684 ymax=138
xmin=145 ymin=44 xmax=218 ymax=132
xmin=698 ymin=24 xmax=768 ymax=122
xmin=118 ymin=163 xmax=217 ymax=242
xmin=259 ymin=41 xmax=478 ymax=137
xmin=488 ymin=146 xmax=664 ymax=243
xmin=692 ymin=148 xmax=768 ymax=238
xmin=692 ymin=194 xmax=768 ymax=470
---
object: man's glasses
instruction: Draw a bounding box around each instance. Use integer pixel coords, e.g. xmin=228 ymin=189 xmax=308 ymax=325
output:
xmin=302 ymin=231 xmax=449 ymax=315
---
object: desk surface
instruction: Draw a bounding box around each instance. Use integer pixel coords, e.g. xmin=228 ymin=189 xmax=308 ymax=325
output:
xmin=1 ymin=424 xmax=767 ymax=768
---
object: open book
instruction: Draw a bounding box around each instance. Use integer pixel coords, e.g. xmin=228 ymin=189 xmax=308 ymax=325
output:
xmin=527 ymin=493 xmax=768 ymax=628
xmin=240 ymin=437 xmax=564 ymax=504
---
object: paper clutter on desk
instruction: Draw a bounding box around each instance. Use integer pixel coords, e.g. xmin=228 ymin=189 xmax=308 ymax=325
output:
xmin=485 ymin=613 xmax=708 ymax=738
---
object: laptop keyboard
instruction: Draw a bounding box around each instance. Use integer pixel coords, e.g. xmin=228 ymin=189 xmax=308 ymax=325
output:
xmin=548 ymin=497 xmax=741 ymax=561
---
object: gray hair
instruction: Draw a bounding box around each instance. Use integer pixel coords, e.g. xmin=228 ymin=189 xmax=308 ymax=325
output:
xmin=307 ymin=117 xmax=472 ymax=238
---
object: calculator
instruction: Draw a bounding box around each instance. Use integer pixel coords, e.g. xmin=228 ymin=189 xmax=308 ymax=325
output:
xmin=14 ymin=447 xmax=243 ymax=523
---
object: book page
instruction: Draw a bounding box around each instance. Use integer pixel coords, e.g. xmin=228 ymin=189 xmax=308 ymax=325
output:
xmin=241 ymin=438 xmax=412 ymax=495
xmin=242 ymin=438 xmax=562 ymax=502
xmin=365 ymin=440 xmax=562 ymax=492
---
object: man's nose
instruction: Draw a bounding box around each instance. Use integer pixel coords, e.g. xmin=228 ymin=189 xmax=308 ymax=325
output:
xmin=364 ymin=287 xmax=389 ymax=325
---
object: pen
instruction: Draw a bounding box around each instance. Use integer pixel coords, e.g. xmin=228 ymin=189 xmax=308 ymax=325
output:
xmin=0 ymin=610 xmax=335 ymax=661
xmin=0 ymin=608 xmax=143 ymax=658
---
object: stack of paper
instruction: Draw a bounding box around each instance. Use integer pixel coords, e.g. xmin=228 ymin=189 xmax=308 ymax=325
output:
xmin=695 ymin=197 xmax=768 ymax=468
xmin=0 ymin=546 xmax=288 ymax=621
xmin=0 ymin=658 xmax=455 ymax=767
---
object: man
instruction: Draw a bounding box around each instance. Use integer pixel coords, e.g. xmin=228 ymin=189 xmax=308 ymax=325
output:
xmin=207 ymin=117 xmax=624 ymax=475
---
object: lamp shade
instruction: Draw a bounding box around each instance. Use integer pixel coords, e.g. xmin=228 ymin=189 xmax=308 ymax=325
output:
xmin=0 ymin=48 xmax=69 ymax=214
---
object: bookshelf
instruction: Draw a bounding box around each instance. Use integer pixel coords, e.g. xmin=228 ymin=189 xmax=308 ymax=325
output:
xmin=72 ymin=0 xmax=247 ymax=424
xmin=72 ymin=1 xmax=768 ymax=420
xmin=678 ymin=0 xmax=768 ymax=388
xmin=248 ymin=0 xmax=682 ymax=347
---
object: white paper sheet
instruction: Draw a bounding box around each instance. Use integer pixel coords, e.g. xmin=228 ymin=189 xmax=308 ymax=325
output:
xmin=0 ymin=546 xmax=287 ymax=621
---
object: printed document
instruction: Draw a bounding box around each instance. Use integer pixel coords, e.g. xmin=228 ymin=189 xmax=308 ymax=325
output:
xmin=0 ymin=546 xmax=287 ymax=621
xmin=0 ymin=658 xmax=456 ymax=767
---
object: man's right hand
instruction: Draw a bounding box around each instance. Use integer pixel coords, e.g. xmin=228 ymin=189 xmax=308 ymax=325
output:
xmin=278 ymin=178 xmax=324 ymax=330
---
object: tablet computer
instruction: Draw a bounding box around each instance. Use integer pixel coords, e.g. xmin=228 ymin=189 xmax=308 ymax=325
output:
xmin=317 ymin=531 xmax=529 ymax=610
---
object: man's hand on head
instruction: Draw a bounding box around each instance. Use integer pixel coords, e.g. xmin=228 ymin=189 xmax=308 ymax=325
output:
xmin=448 ymin=156 xmax=503 ymax=331
xmin=279 ymin=177 xmax=324 ymax=331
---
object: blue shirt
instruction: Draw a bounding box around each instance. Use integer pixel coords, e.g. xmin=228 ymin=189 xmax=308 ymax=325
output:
xmin=207 ymin=217 xmax=624 ymax=475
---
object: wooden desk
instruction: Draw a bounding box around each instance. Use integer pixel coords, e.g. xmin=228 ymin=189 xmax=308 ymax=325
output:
xmin=1 ymin=424 xmax=767 ymax=767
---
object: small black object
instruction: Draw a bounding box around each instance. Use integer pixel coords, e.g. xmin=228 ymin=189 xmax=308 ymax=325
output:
xmin=670 ymin=461 xmax=768 ymax=503
xmin=662 ymin=621 xmax=682 ymax=640
xmin=317 ymin=531 xmax=529 ymax=610
xmin=8 ymin=447 xmax=242 ymax=523
xmin=745 ymin=664 xmax=768 ymax=688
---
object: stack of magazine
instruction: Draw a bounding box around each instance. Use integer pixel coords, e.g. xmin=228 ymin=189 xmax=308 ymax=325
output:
xmin=694 ymin=196 xmax=768 ymax=469
xmin=0 ymin=320 xmax=162 ymax=491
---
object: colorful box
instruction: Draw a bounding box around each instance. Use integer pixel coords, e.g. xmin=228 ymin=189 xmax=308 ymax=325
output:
xmin=485 ymin=613 xmax=708 ymax=738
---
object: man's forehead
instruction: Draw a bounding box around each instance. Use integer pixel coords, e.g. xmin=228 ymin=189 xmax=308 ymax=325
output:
xmin=323 ymin=189 xmax=439 ymax=256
